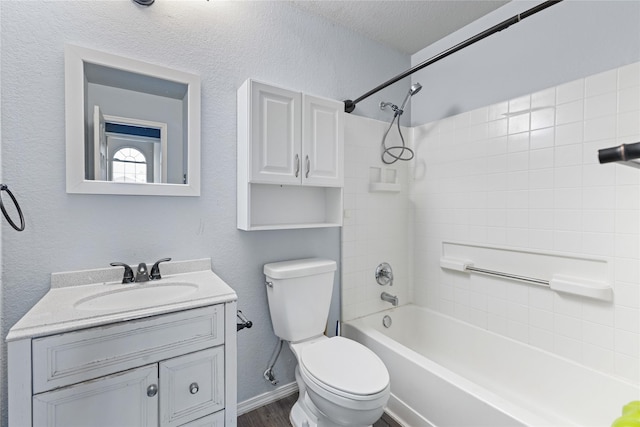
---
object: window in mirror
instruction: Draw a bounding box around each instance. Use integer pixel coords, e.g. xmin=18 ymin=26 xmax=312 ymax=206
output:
xmin=65 ymin=44 xmax=200 ymax=196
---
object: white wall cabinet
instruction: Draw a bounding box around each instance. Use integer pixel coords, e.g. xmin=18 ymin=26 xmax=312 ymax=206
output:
xmin=9 ymin=304 xmax=235 ymax=427
xmin=238 ymin=79 xmax=344 ymax=230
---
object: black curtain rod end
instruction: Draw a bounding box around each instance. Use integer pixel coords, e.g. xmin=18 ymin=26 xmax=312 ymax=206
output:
xmin=344 ymin=100 xmax=356 ymax=113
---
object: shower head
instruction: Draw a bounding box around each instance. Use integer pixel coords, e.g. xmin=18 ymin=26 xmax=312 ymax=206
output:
xmin=398 ymin=82 xmax=422 ymax=112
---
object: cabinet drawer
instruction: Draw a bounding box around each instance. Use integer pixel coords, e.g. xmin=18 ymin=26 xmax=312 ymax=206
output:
xmin=33 ymin=305 xmax=224 ymax=393
xmin=178 ymin=410 xmax=225 ymax=427
xmin=160 ymin=347 xmax=225 ymax=427
xmin=33 ymin=364 xmax=158 ymax=427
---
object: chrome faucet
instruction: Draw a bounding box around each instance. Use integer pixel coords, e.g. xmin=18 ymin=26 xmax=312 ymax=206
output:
xmin=381 ymin=292 xmax=398 ymax=306
xmin=110 ymin=257 xmax=171 ymax=284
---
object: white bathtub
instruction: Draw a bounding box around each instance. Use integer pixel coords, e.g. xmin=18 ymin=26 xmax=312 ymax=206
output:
xmin=342 ymin=304 xmax=639 ymax=427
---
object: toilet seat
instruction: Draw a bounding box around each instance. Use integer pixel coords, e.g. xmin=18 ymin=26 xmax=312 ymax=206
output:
xmin=298 ymin=336 xmax=389 ymax=400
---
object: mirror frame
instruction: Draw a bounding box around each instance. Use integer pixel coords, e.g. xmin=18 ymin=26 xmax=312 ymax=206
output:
xmin=65 ymin=44 xmax=201 ymax=196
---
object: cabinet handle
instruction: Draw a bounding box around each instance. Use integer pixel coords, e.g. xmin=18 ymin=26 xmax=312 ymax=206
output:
xmin=147 ymin=384 xmax=158 ymax=397
xmin=294 ymin=154 xmax=300 ymax=178
xmin=189 ymin=382 xmax=199 ymax=394
xmin=305 ymin=155 xmax=310 ymax=178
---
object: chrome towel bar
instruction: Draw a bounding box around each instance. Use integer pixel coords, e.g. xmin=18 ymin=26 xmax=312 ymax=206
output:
xmin=439 ymin=256 xmax=613 ymax=302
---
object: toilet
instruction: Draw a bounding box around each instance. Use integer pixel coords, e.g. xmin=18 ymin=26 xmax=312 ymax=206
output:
xmin=264 ymin=258 xmax=390 ymax=427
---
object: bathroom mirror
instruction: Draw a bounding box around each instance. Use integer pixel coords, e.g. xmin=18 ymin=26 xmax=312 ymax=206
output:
xmin=65 ymin=44 xmax=201 ymax=196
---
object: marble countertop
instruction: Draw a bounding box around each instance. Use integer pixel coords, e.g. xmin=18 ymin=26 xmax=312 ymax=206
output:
xmin=7 ymin=258 xmax=237 ymax=341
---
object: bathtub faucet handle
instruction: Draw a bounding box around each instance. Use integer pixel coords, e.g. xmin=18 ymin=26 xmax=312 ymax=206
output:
xmin=375 ymin=262 xmax=394 ymax=286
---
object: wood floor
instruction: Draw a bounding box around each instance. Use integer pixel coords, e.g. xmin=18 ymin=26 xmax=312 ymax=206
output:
xmin=237 ymin=393 xmax=403 ymax=427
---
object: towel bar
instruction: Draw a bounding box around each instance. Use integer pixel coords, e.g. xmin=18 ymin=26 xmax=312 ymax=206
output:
xmin=439 ymin=257 xmax=612 ymax=302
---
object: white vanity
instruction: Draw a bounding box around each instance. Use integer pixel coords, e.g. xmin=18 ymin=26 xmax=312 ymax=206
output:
xmin=6 ymin=259 xmax=237 ymax=427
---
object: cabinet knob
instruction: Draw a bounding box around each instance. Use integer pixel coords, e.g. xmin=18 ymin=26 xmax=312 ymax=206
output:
xmin=147 ymin=384 xmax=158 ymax=397
xmin=189 ymin=382 xmax=199 ymax=394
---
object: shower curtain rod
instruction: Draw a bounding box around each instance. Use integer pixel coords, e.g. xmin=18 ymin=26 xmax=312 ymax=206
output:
xmin=343 ymin=0 xmax=563 ymax=113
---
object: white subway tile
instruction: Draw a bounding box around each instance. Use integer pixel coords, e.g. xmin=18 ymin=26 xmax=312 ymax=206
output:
xmin=585 ymin=69 xmax=617 ymax=97
xmin=555 ymin=122 xmax=584 ymax=146
xmin=582 ymin=232 xmax=615 ymax=256
xmin=532 ymin=87 xmax=556 ymax=109
xmin=529 ymin=169 xmax=554 ymax=189
xmin=488 ymin=118 xmax=508 ymax=138
xmin=557 ymin=79 xmax=584 ymax=105
xmin=506 ymin=228 xmax=529 ymax=246
xmin=509 ymin=95 xmax=531 ymax=113
xmin=555 ymin=313 xmax=582 ymax=339
xmin=530 ymin=307 xmax=554 ymax=331
xmin=508 ymin=152 xmax=529 ymax=172
xmin=508 ymin=209 xmax=529 ymax=228
xmin=530 ymin=286 xmax=555 ymax=311
xmin=530 ymin=127 xmax=555 ymax=150
xmin=529 ymin=209 xmax=555 ymax=230
xmin=508 ymin=132 xmax=530 ymax=153
xmin=615 ymin=329 xmax=640 ymax=357
xmin=554 ymin=165 xmax=582 ymax=188
xmin=616 ymin=185 xmax=640 ymax=210
xmin=583 ymin=186 xmax=616 ymax=209
xmin=583 ymin=321 xmax=615 ymax=349
xmin=615 ymin=258 xmax=640 ymax=283
xmin=507 ymin=320 xmax=529 ymax=343
xmin=585 ymin=92 xmax=617 ymax=119
xmin=616 ymin=305 xmax=640 ymax=333
xmin=507 ymin=171 xmax=529 ymax=190
xmin=508 ymin=114 xmax=530 ymax=134
xmin=617 ymin=110 xmax=640 ymax=137
xmin=618 ymin=87 xmax=640 ymax=113
xmin=618 ymin=62 xmax=640 ymax=89
xmin=531 ymin=108 xmax=555 ymax=130
xmin=583 ymin=210 xmax=615 ymax=233
xmin=615 ymin=353 xmax=640 ymax=383
xmin=615 ymin=210 xmax=639 ymax=235
xmin=556 ymin=99 xmax=584 ymax=125
xmin=584 ymin=115 xmax=617 ymax=142
xmin=488 ymin=313 xmax=508 ymax=335
xmin=554 ymin=188 xmax=582 ymax=209
xmin=583 ymin=300 xmax=615 ymax=327
xmin=615 ymin=281 xmax=640 ymax=309
xmin=554 ymin=335 xmax=582 ymax=362
xmin=529 ymin=189 xmax=554 ymax=209
xmin=555 ymin=209 xmax=582 ymax=232
xmin=582 ymin=164 xmax=616 ymax=187
xmin=582 ymin=343 xmax=615 ymax=375
xmin=529 ymin=326 xmax=555 ymax=352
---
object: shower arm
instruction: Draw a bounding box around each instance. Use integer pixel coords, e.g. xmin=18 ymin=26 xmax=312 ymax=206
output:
xmin=343 ymin=0 xmax=563 ymax=113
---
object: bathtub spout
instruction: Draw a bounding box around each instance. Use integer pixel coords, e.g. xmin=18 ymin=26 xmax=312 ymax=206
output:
xmin=381 ymin=292 xmax=398 ymax=306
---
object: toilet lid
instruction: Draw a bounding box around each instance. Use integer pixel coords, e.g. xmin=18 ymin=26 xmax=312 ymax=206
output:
xmin=299 ymin=337 xmax=389 ymax=396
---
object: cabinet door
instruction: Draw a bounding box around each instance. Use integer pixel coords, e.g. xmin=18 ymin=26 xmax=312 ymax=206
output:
xmin=302 ymin=95 xmax=344 ymax=187
xmin=33 ymin=364 xmax=158 ymax=427
xmin=160 ymin=347 xmax=225 ymax=427
xmin=250 ymin=81 xmax=302 ymax=185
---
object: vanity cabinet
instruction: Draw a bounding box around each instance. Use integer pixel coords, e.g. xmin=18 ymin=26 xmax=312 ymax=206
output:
xmin=9 ymin=304 xmax=234 ymax=427
xmin=237 ymin=79 xmax=344 ymax=230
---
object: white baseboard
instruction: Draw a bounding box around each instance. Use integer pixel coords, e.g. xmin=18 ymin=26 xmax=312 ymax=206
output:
xmin=237 ymin=382 xmax=299 ymax=415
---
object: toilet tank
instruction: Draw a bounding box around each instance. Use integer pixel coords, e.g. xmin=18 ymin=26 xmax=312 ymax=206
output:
xmin=264 ymin=258 xmax=337 ymax=343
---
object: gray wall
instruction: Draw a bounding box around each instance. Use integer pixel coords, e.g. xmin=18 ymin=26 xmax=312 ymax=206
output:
xmin=0 ymin=1 xmax=409 ymax=424
xmin=411 ymin=0 xmax=640 ymax=125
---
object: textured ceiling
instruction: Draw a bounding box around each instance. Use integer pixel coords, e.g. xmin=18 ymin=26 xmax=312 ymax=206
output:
xmin=291 ymin=1 xmax=510 ymax=55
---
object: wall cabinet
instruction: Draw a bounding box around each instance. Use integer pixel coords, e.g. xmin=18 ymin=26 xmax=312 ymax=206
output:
xmin=238 ymin=79 xmax=344 ymax=230
xmin=9 ymin=304 xmax=233 ymax=427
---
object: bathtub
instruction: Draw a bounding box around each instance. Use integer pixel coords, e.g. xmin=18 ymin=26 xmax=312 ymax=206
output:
xmin=342 ymin=304 xmax=639 ymax=427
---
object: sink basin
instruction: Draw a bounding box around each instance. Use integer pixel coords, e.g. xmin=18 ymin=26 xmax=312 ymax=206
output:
xmin=74 ymin=282 xmax=199 ymax=311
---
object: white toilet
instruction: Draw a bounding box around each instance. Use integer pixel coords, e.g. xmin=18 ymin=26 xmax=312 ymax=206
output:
xmin=264 ymin=258 xmax=390 ymax=427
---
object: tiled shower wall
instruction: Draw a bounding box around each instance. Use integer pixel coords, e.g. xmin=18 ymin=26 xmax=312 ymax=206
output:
xmin=411 ymin=62 xmax=640 ymax=384
xmin=341 ymin=115 xmax=412 ymax=322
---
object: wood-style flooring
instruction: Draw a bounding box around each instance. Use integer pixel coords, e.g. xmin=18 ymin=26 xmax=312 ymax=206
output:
xmin=237 ymin=393 xmax=403 ymax=427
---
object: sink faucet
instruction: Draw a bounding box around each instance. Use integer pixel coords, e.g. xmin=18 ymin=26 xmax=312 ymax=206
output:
xmin=110 ymin=257 xmax=171 ymax=284
xmin=136 ymin=263 xmax=149 ymax=282
xmin=381 ymin=292 xmax=398 ymax=306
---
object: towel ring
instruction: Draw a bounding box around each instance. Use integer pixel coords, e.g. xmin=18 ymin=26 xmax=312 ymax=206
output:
xmin=0 ymin=184 xmax=25 ymax=231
